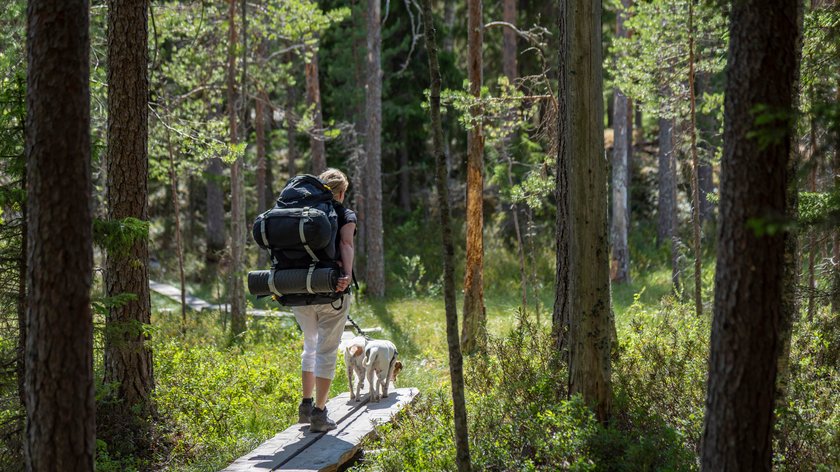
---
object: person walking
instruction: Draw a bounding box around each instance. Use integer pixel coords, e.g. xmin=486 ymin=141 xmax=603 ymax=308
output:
xmin=294 ymin=168 xmax=356 ymax=432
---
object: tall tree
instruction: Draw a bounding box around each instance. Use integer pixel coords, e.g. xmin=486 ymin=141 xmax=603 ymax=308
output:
xmin=205 ymin=156 xmax=226 ymax=263
xmin=103 ymin=0 xmax=155 ymax=440
xmin=306 ymin=44 xmax=327 ymax=174
xmin=25 ymin=0 xmax=95 ymax=468
xmin=502 ymin=0 xmax=517 ymax=80
xmin=553 ymin=0 xmax=571 ymax=354
xmin=657 ymin=116 xmax=680 ymax=293
xmin=562 ymin=0 xmax=612 ymax=423
xmin=701 ymin=0 xmax=803 ymax=469
xmin=687 ymin=0 xmax=702 ymax=317
xmin=365 ymin=0 xmax=385 ymax=297
xmin=610 ymin=0 xmax=632 ymax=283
xmin=461 ymin=0 xmax=486 ymax=354
xmin=422 ymin=4 xmax=471 ymax=470
xmin=228 ymin=0 xmax=246 ymax=335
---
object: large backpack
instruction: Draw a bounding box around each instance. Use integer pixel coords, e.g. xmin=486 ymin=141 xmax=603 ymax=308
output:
xmin=249 ymin=175 xmax=345 ymax=307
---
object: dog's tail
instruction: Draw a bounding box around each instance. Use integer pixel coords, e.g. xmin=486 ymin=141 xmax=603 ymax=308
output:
xmin=364 ymin=348 xmax=378 ymax=369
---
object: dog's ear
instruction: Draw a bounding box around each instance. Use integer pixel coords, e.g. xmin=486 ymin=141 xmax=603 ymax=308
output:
xmin=391 ymin=361 xmax=403 ymax=381
xmin=350 ymin=345 xmax=363 ymax=357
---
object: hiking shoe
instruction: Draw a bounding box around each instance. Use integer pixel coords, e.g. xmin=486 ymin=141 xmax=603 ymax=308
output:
xmin=298 ymin=401 xmax=313 ymax=423
xmin=309 ymin=406 xmax=337 ymax=432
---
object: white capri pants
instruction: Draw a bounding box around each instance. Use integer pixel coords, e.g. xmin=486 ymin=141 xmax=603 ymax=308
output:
xmin=293 ymin=295 xmax=351 ymax=380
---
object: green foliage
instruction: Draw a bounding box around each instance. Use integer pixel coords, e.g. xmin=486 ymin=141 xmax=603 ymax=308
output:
xmin=93 ymin=217 xmax=150 ymax=256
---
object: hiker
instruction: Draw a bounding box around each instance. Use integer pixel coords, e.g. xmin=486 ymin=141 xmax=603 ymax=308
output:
xmin=295 ymin=168 xmax=356 ymax=432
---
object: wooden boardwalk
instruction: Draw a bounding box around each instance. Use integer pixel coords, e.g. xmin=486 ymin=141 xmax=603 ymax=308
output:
xmin=149 ymin=280 xmax=293 ymax=318
xmin=222 ymin=388 xmax=419 ymax=472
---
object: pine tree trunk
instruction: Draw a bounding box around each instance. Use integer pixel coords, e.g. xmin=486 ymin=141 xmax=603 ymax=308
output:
xmin=502 ymin=0 xmax=516 ymax=81
xmin=285 ymin=67 xmax=298 ymax=178
xmin=696 ymin=71 xmax=716 ymax=224
xmin=228 ymin=0 xmax=246 ymax=335
xmin=700 ymin=1 xmax=802 ymax=469
xmin=164 ymin=124 xmax=187 ymax=332
xmin=564 ymin=0 xmax=612 ymax=424
xmin=422 ymin=3 xmax=472 ymax=470
xmin=552 ymin=0 xmax=571 ymax=355
xmin=16 ymin=158 xmax=27 ymax=429
xmin=461 ymin=0 xmax=486 ymax=354
xmin=25 ymin=0 xmax=95 ymax=467
xmin=443 ymin=0 xmax=456 ymax=53
xmin=102 ymin=0 xmax=154 ymax=450
xmin=657 ymin=117 xmax=680 ymax=293
xmin=611 ymin=88 xmax=630 ymax=283
xmin=832 ymin=85 xmax=840 ymax=314
xmin=306 ymin=47 xmax=327 ymax=174
xmin=687 ymin=1 xmax=703 ymax=317
xmin=365 ymin=0 xmax=386 ymax=297
xmin=205 ymin=156 xmax=226 ymax=263
xmin=256 ymin=90 xmax=269 ymax=268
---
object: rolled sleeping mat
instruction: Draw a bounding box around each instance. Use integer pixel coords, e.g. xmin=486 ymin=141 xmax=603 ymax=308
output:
xmin=247 ymin=268 xmax=339 ymax=296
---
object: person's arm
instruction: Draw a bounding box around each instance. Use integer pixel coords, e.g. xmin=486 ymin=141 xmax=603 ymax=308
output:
xmin=336 ymin=222 xmax=355 ymax=292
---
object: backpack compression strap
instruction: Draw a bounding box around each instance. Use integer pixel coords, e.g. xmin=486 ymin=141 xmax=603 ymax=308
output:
xmin=299 ymin=207 xmax=320 ymax=262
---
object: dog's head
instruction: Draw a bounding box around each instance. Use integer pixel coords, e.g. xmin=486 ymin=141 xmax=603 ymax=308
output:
xmin=345 ymin=336 xmax=367 ymax=357
xmin=390 ymin=361 xmax=403 ymax=382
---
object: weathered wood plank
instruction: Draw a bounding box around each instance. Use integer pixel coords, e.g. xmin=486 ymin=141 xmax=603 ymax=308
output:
xmin=278 ymin=388 xmax=419 ymax=472
xmin=222 ymin=392 xmax=370 ymax=472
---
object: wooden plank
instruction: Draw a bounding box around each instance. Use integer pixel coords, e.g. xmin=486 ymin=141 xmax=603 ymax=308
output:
xmin=278 ymin=388 xmax=419 ymax=472
xmin=221 ymin=392 xmax=369 ymax=472
xmin=150 ymin=280 xmax=293 ymax=317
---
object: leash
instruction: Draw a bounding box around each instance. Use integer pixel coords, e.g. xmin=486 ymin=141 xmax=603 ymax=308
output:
xmin=346 ymin=314 xmax=370 ymax=339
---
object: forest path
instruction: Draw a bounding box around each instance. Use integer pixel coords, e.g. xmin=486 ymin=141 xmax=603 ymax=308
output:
xmin=222 ymin=387 xmax=419 ymax=471
xmin=149 ymin=280 xmax=293 ymax=318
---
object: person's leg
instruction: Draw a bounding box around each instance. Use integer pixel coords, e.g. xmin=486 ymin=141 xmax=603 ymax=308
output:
xmin=294 ymin=306 xmax=318 ymax=422
xmin=312 ymin=296 xmax=351 ymax=407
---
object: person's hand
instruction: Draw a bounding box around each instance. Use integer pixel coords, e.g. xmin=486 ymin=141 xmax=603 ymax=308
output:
xmin=336 ymin=274 xmax=351 ymax=292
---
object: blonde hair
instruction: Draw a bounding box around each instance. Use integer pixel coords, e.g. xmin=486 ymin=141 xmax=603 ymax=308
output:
xmin=318 ymin=168 xmax=349 ymax=198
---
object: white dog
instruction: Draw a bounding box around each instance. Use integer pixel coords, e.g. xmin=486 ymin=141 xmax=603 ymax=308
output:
xmin=364 ymin=339 xmax=403 ymax=403
xmin=343 ymin=336 xmax=368 ymax=402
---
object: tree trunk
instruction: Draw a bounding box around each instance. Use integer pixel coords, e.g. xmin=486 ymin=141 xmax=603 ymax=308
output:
xmin=422 ymin=3 xmax=472 ymax=470
xmin=502 ymin=0 xmax=517 ymax=81
xmin=102 ymin=0 xmax=154 ymax=452
xmin=610 ymin=0 xmax=632 ymax=284
xmin=164 ymin=124 xmax=187 ymax=332
xmin=687 ymin=1 xmax=702 ymax=317
xmin=696 ymin=71 xmax=716 ymax=224
xmin=443 ymin=0 xmax=456 ymax=54
xmin=461 ymin=0 xmax=486 ymax=354
xmin=552 ymin=0 xmax=571 ymax=356
xmin=286 ymin=70 xmax=298 ymax=178
xmin=564 ymin=0 xmax=612 ymax=424
xmin=700 ymin=1 xmax=802 ymax=469
xmin=25 ymin=0 xmax=95 ymax=468
xmin=256 ymin=90 xmax=269 ymax=268
xmin=16 ymin=157 xmax=27 ymax=429
xmin=205 ymin=156 xmax=226 ymax=263
xmin=832 ymin=84 xmax=840 ymax=314
xmin=657 ymin=117 xmax=680 ymax=293
xmin=228 ymin=0 xmax=246 ymax=335
xmin=306 ymin=46 xmax=327 ymax=174
xmin=365 ymin=0 xmax=386 ymax=297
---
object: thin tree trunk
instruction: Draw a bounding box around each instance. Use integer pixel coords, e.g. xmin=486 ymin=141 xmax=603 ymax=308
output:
xmin=700 ymin=0 xmax=802 ymax=468
xmin=507 ymin=151 xmax=528 ymax=316
xmin=165 ymin=124 xmax=187 ymax=332
xmin=256 ymin=89 xmax=269 ymax=268
xmin=16 ymin=164 xmax=27 ymax=424
xmin=658 ymin=117 xmax=681 ymax=294
xmin=285 ymin=64 xmax=299 ymax=178
xmin=205 ymin=156 xmax=226 ymax=263
xmin=461 ymin=0 xmax=486 ymax=354
xmin=565 ymin=0 xmax=612 ymax=424
xmin=228 ymin=0 xmax=246 ymax=335
xmin=306 ymin=46 xmax=327 ymax=174
xmin=807 ymin=121 xmax=818 ymax=321
xmin=366 ymin=0 xmax=386 ymax=297
xmin=832 ymin=84 xmax=840 ymax=314
xmin=688 ymin=0 xmax=702 ymax=317
xmin=610 ymin=0 xmax=632 ymax=284
xmin=422 ymin=3 xmax=472 ymax=470
xmin=697 ymin=71 xmax=716 ymax=224
xmin=502 ymin=0 xmax=516 ymax=81
xmin=25 ymin=0 xmax=95 ymax=467
xmin=351 ymin=1 xmax=367 ymax=261
xmin=443 ymin=0 xmax=456 ymax=54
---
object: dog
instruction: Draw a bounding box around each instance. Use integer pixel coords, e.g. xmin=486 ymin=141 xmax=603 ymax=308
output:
xmin=343 ymin=336 xmax=368 ymax=402
xmin=364 ymin=339 xmax=403 ymax=402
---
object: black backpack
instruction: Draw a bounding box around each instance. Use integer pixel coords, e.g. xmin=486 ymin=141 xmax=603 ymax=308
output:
xmin=250 ymin=175 xmax=345 ymax=307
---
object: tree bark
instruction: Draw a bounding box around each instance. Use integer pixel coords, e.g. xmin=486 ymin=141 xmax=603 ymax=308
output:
xmin=422 ymin=3 xmax=472 ymax=470
xmin=164 ymin=123 xmax=187 ymax=333
xmin=687 ymin=1 xmax=702 ymax=317
xmin=25 ymin=0 xmax=95 ymax=468
xmin=610 ymin=0 xmax=632 ymax=284
xmin=461 ymin=0 xmax=486 ymax=354
xmin=832 ymin=84 xmax=840 ymax=314
xmin=256 ymin=89 xmax=269 ymax=268
xmin=696 ymin=71 xmax=716 ymax=224
xmin=502 ymin=0 xmax=517 ymax=81
xmin=443 ymin=0 xmax=456 ymax=53
xmin=701 ymin=1 xmax=802 ymax=469
xmin=306 ymin=46 xmax=327 ymax=175
xmin=365 ymin=0 xmax=386 ymax=297
xmin=657 ymin=117 xmax=680 ymax=293
xmin=228 ymin=0 xmax=246 ymax=335
xmin=552 ymin=0 xmax=571 ymax=356
xmin=564 ymin=0 xmax=612 ymax=424
xmin=103 ymin=0 xmax=155 ymax=438
xmin=205 ymin=156 xmax=226 ymax=263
